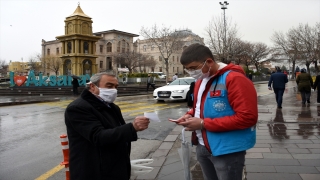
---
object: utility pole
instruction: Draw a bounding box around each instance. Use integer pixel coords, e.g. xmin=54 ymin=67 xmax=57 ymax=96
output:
xmin=219 ymin=1 xmax=229 ymax=62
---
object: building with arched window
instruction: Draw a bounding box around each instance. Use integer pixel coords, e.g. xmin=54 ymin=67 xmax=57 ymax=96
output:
xmin=134 ymin=29 xmax=204 ymax=78
xmin=41 ymin=5 xmax=138 ymax=76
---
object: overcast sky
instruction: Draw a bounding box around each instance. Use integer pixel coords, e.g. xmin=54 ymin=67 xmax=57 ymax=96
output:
xmin=0 ymin=0 xmax=319 ymax=63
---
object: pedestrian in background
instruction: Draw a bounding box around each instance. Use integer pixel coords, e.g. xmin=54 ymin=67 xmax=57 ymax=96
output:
xmin=146 ymin=74 xmax=155 ymax=92
xmin=172 ymin=73 xmax=178 ymax=81
xmin=65 ymin=72 xmax=150 ymax=180
xmin=171 ymin=43 xmax=257 ymax=180
xmin=72 ymin=78 xmax=79 ymax=95
xmin=313 ymin=74 xmax=320 ymax=104
xmin=268 ymin=66 xmax=288 ymax=109
xmin=296 ymin=68 xmax=313 ymax=105
xmin=186 ymin=81 xmax=195 ymax=109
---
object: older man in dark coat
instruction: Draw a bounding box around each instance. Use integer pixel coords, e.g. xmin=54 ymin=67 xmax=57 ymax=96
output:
xmin=65 ymin=72 xmax=150 ymax=180
xmin=268 ymin=67 xmax=288 ymax=108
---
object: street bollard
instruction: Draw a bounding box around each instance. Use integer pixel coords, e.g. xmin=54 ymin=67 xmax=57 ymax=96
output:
xmin=60 ymin=134 xmax=70 ymax=180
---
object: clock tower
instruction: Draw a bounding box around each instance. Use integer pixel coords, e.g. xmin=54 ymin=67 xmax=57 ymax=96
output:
xmin=56 ymin=4 xmax=101 ymax=76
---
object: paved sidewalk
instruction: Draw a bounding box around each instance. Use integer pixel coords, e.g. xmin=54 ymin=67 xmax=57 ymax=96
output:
xmin=134 ymin=86 xmax=320 ymax=180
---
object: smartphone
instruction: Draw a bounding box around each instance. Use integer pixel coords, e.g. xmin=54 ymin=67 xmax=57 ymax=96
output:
xmin=169 ymin=119 xmax=179 ymax=122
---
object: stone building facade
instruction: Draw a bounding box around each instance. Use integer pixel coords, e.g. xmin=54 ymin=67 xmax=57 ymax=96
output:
xmin=41 ymin=5 xmax=204 ymax=78
xmin=134 ymin=29 xmax=204 ymax=78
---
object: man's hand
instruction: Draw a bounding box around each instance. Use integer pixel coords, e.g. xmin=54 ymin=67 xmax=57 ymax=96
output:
xmin=268 ymin=86 xmax=272 ymax=90
xmin=178 ymin=117 xmax=203 ymax=131
xmin=132 ymin=116 xmax=150 ymax=131
xmin=169 ymin=114 xmax=192 ymax=124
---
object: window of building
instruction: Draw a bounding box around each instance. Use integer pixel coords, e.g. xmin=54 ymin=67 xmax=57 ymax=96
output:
xmin=117 ymin=41 xmax=121 ymax=52
xmin=107 ymin=42 xmax=112 ymax=52
xmin=47 ymin=48 xmax=50 ymax=55
xmin=107 ymin=57 xmax=112 ymax=70
xmin=143 ymin=45 xmax=147 ymax=52
xmin=151 ymin=67 xmax=154 ymax=72
xmin=177 ymin=67 xmax=179 ymax=73
xmin=122 ymin=40 xmax=126 ymax=53
xmin=151 ymin=45 xmax=154 ymax=51
xmin=100 ymin=45 xmax=103 ymax=53
xmin=159 ymin=56 xmax=162 ymax=61
xmin=173 ymin=67 xmax=175 ymax=72
xmin=84 ymin=42 xmax=89 ymax=54
xmin=172 ymin=56 xmax=175 ymax=61
xmin=100 ymin=61 xmax=103 ymax=68
xmin=67 ymin=42 xmax=72 ymax=53
xmin=126 ymin=42 xmax=129 ymax=52
xmin=56 ymin=48 xmax=59 ymax=54
xmin=159 ymin=67 xmax=162 ymax=72
xmin=177 ymin=56 xmax=179 ymax=62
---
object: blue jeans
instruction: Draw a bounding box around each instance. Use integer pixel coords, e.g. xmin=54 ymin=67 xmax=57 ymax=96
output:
xmin=273 ymin=88 xmax=285 ymax=107
xmin=196 ymin=145 xmax=245 ymax=180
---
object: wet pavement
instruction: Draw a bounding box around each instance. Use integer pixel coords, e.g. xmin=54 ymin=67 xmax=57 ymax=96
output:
xmin=0 ymin=81 xmax=319 ymax=180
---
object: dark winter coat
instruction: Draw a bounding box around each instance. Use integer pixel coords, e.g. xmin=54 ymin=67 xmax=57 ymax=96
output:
xmin=268 ymin=71 xmax=288 ymax=89
xmin=72 ymin=79 xmax=79 ymax=88
xmin=314 ymin=75 xmax=320 ymax=90
xmin=65 ymin=89 xmax=137 ymax=180
xmin=296 ymin=72 xmax=313 ymax=92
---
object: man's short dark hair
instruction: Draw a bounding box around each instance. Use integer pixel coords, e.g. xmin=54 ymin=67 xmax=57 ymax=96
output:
xmin=180 ymin=43 xmax=214 ymax=65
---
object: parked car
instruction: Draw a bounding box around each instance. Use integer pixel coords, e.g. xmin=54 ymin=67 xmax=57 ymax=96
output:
xmin=149 ymin=72 xmax=166 ymax=79
xmin=153 ymin=77 xmax=195 ymax=101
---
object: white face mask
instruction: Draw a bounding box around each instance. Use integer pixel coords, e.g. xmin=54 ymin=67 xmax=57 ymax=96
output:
xmin=96 ymin=86 xmax=117 ymax=103
xmin=185 ymin=61 xmax=211 ymax=80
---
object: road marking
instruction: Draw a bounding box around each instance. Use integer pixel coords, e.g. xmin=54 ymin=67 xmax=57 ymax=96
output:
xmin=34 ymin=164 xmax=64 ymax=180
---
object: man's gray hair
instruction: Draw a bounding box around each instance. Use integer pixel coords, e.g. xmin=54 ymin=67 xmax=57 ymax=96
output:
xmin=86 ymin=72 xmax=116 ymax=89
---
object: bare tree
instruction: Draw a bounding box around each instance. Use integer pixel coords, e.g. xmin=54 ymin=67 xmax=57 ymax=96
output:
xmin=140 ymin=24 xmax=183 ymax=83
xmin=41 ymin=55 xmax=62 ymax=75
xmin=271 ymin=31 xmax=300 ymax=79
xmin=228 ymin=39 xmax=252 ymax=66
xmin=28 ymin=54 xmax=42 ymax=75
xmin=247 ymin=42 xmax=269 ymax=72
xmin=293 ymin=23 xmax=319 ymax=74
xmin=113 ymin=51 xmax=151 ymax=73
xmin=0 ymin=59 xmax=8 ymax=77
xmin=205 ymin=15 xmax=239 ymax=63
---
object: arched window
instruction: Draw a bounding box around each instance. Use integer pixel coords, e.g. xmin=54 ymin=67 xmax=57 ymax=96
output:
xmin=107 ymin=42 xmax=112 ymax=52
xmin=122 ymin=40 xmax=126 ymax=53
xmin=117 ymin=41 xmax=121 ymax=52
xmin=126 ymin=42 xmax=129 ymax=52
xmin=84 ymin=42 xmax=89 ymax=54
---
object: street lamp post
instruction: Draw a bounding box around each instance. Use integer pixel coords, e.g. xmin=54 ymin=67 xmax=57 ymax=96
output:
xmin=219 ymin=1 xmax=229 ymax=62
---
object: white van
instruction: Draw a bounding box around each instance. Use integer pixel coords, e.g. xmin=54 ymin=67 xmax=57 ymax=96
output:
xmin=149 ymin=72 xmax=166 ymax=79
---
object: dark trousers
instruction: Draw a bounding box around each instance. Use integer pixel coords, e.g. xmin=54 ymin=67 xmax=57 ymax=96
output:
xmin=73 ymin=87 xmax=78 ymax=95
xmin=147 ymin=83 xmax=155 ymax=92
xmin=300 ymin=90 xmax=311 ymax=103
xmin=273 ymin=88 xmax=285 ymax=107
xmin=317 ymin=89 xmax=320 ymax=103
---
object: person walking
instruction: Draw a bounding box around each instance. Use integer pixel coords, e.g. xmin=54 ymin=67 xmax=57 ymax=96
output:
xmin=72 ymin=77 xmax=79 ymax=95
xmin=146 ymin=74 xmax=155 ymax=92
xmin=186 ymin=81 xmax=195 ymax=109
xmin=172 ymin=73 xmax=178 ymax=81
xmin=296 ymin=68 xmax=314 ymax=105
xmin=65 ymin=72 xmax=150 ymax=180
xmin=268 ymin=66 xmax=288 ymax=109
xmin=171 ymin=44 xmax=258 ymax=180
xmin=313 ymin=74 xmax=320 ymax=104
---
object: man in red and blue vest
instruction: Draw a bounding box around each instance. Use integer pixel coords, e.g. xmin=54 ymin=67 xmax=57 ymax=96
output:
xmin=172 ymin=44 xmax=258 ymax=180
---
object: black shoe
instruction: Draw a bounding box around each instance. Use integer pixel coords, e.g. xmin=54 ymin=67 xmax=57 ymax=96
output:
xmin=277 ymin=106 xmax=282 ymax=109
xmin=307 ymin=100 xmax=310 ymax=103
